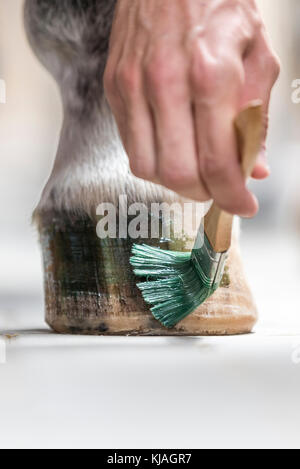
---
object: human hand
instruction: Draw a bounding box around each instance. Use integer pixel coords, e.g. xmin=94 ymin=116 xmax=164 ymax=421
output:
xmin=104 ymin=0 xmax=280 ymax=216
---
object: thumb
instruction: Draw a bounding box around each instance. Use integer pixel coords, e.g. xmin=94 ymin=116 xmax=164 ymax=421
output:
xmin=251 ymin=147 xmax=270 ymax=180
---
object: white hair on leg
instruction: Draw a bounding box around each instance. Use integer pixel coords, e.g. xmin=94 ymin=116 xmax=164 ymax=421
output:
xmin=25 ymin=0 xmax=184 ymax=220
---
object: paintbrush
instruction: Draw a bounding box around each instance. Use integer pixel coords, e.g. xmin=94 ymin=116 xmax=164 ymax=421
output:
xmin=130 ymin=102 xmax=264 ymax=328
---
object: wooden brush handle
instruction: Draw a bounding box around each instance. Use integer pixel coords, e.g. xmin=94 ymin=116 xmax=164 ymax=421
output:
xmin=204 ymin=101 xmax=264 ymax=253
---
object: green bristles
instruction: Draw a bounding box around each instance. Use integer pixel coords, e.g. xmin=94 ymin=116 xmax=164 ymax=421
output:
xmin=130 ymin=244 xmax=221 ymax=329
xmin=130 ymin=105 xmax=261 ymax=328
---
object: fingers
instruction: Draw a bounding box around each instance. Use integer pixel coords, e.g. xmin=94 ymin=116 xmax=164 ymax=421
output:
xmin=196 ymin=105 xmax=258 ymax=217
xmin=190 ymin=42 xmax=257 ymax=217
xmin=145 ymin=51 xmax=209 ymax=201
xmin=105 ymin=4 xmax=159 ymax=184
xmin=117 ymin=60 xmax=157 ymax=181
xmin=242 ymin=27 xmax=281 ymax=179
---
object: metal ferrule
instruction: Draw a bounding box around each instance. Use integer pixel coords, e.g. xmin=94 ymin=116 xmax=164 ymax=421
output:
xmin=191 ymin=228 xmax=228 ymax=289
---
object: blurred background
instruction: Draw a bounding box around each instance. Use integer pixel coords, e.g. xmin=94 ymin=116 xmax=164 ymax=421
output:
xmin=0 ymin=0 xmax=300 ymax=332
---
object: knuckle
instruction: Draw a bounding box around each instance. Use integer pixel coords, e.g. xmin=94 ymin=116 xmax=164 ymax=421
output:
xmin=268 ymin=53 xmax=281 ymax=81
xmin=191 ymin=50 xmax=243 ymax=96
xmin=190 ymin=53 xmax=214 ymax=94
xmin=116 ymin=62 xmax=140 ymax=95
xmin=259 ymin=35 xmax=281 ymax=82
xmin=251 ymin=11 xmax=264 ymax=32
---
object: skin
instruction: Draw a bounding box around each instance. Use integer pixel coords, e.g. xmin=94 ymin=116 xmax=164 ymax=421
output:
xmin=104 ymin=0 xmax=280 ymax=217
